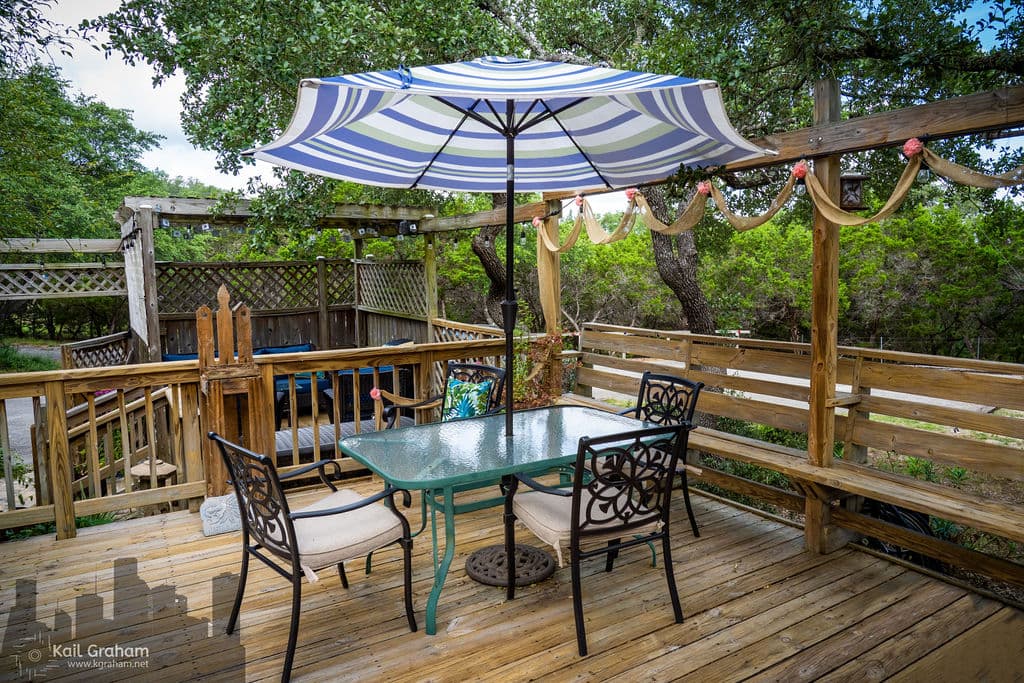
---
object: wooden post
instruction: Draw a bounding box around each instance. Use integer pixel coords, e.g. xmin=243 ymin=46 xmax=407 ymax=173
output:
xmin=353 ymin=245 xmax=364 ymax=347
xmin=122 ymin=206 xmax=161 ymax=363
xmin=316 ymin=256 xmax=330 ymax=348
xmin=44 ymin=381 xmax=76 ymax=539
xmin=197 ymin=286 xmax=260 ymax=497
xmin=423 ymin=233 xmax=439 ymax=342
xmin=806 ymin=78 xmax=851 ymax=553
xmin=179 ymin=383 xmax=204 ymax=512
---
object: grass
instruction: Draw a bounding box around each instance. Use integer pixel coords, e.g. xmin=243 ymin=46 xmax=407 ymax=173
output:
xmin=0 ymin=342 xmax=60 ymax=373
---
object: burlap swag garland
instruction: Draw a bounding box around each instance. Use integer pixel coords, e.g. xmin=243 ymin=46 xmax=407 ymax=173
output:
xmin=537 ymin=140 xmax=1024 ymax=252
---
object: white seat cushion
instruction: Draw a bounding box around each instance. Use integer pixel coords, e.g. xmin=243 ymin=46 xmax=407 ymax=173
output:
xmin=513 ymin=489 xmax=661 ymax=567
xmin=292 ymin=489 xmax=404 ymax=580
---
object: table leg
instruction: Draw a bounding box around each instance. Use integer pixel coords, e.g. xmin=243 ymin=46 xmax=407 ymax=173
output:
xmin=425 ymin=486 xmax=456 ymax=635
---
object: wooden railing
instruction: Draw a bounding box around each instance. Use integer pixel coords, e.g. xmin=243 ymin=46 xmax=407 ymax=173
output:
xmin=60 ymin=331 xmax=133 ymax=369
xmin=0 ymin=337 xmax=506 ymax=538
xmin=5 ymin=321 xmax=1021 ymax=590
xmin=564 ymin=323 xmax=1024 ymax=586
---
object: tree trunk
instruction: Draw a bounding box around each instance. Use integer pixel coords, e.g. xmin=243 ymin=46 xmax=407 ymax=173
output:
xmin=471 ymin=192 xmax=508 ymax=324
xmin=644 ymin=186 xmax=717 ymax=335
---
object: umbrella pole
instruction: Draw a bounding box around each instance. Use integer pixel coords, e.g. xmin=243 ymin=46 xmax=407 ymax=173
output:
xmin=502 ymin=99 xmax=517 ymax=436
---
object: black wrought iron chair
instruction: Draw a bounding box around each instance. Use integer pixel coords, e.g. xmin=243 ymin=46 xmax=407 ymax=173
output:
xmin=620 ymin=371 xmax=704 ymax=537
xmin=381 ymin=361 xmax=506 ymax=428
xmin=208 ymin=432 xmax=416 ymax=683
xmin=503 ymin=423 xmax=688 ymax=656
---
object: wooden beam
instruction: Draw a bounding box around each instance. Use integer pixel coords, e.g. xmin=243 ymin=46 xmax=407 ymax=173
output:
xmin=121 ymin=196 xmax=430 ymax=223
xmin=0 ymin=238 xmax=123 ymax=253
xmin=423 ymin=200 xmax=549 ymax=233
xmin=542 ymin=85 xmax=1024 ymax=198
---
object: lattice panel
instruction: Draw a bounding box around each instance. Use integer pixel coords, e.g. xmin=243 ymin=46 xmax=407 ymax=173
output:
xmin=157 ymin=262 xmax=320 ymax=313
xmin=325 ymin=260 xmax=356 ymax=305
xmin=358 ymin=261 xmax=426 ymax=317
xmin=67 ymin=334 xmax=133 ymax=369
xmin=0 ymin=264 xmax=126 ymax=300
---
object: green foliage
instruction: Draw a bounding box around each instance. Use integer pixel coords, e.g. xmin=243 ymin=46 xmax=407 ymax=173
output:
xmin=943 ymin=466 xmax=970 ymax=488
xmin=1 ymin=512 xmax=118 ymax=542
xmin=0 ymin=64 xmax=162 ymax=242
xmin=0 ymin=0 xmax=74 ymax=73
xmin=904 ymin=456 xmax=939 ymax=482
xmin=0 ymin=343 xmax=60 ymax=372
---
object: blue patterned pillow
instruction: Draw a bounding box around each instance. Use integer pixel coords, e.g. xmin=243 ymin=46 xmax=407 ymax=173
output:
xmin=441 ymin=377 xmax=493 ymax=421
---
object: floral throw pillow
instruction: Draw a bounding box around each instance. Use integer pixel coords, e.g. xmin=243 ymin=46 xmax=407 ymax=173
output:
xmin=441 ymin=377 xmax=493 ymax=421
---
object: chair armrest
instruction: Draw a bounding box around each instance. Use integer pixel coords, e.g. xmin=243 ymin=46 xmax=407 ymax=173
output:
xmin=618 ymin=406 xmax=638 ymax=417
xmin=278 ymin=458 xmax=343 ymax=491
xmin=289 ymin=485 xmax=412 ymax=519
xmin=514 ymin=472 xmax=572 ymax=496
xmin=382 ymin=393 xmax=443 ymax=428
xmin=378 ymin=388 xmax=442 ymax=410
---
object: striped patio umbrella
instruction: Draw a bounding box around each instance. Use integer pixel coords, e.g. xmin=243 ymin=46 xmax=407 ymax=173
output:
xmin=248 ymin=56 xmax=771 ymax=433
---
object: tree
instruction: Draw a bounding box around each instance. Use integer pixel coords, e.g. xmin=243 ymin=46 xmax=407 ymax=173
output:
xmin=0 ymin=64 xmax=162 ymax=240
xmin=0 ymin=0 xmax=72 ymax=73
xmin=86 ymin=0 xmax=1022 ymax=336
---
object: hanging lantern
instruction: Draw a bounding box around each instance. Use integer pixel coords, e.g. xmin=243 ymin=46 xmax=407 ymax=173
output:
xmin=839 ymin=173 xmax=869 ymax=210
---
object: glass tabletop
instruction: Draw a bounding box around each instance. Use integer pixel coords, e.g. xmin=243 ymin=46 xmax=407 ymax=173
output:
xmin=337 ymin=405 xmax=645 ymax=489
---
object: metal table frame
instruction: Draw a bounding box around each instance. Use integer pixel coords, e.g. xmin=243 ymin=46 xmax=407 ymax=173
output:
xmin=337 ymin=405 xmax=647 ymax=634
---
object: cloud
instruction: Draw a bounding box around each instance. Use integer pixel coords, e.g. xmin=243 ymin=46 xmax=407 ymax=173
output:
xmin=44 ymin=0 xmax=262 ymax=193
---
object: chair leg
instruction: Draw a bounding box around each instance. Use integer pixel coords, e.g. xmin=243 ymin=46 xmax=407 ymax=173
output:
xmin=605 ymin=540 xmax=620 ymax=572
xmin=661 ymin=533 xmax=684 ymax=624
xmin=679 ymin=469 xmax=700 ymax=538
xmin=400 ymin=537 xmax=417 ymax=632
xmin=226 ymin=548 xmax=250 ymax=634
xmin=281 ymin=575 xmax=302 ymax=683
xmin=570 ymin=548 xmax=588 ymax=656
xmin=337 ymin=562 xmax=349 ymax=588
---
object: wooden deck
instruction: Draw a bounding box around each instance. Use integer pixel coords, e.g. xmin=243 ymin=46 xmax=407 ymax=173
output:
xmin=1 ymin=481 xmax=1021 ymax=682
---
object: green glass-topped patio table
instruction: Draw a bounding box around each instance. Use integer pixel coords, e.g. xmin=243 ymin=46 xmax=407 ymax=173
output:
xmin=337 ymin=404 xmax=647 ymax=634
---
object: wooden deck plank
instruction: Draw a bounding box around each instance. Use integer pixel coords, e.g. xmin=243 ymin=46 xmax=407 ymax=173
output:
xmin=887 ymin=607 xmax=1024 ymax=683
xmin=1 ymin=480 xmax=1020 ymax=683
xmin=818 ymin=594 xmax=1007 ymax=682
xmin=747 ymin=577 xmax=968 ymax=681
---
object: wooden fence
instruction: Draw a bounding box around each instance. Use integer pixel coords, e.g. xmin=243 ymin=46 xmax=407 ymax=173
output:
xmin=4 ymin=322 xmax=1021 ymax=589
xmin=158 ymin=258 xmax=426 ymax=352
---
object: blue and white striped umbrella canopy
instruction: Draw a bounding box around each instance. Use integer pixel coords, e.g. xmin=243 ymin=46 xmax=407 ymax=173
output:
xmin=248 ymin=56 xmax=770 ymax=193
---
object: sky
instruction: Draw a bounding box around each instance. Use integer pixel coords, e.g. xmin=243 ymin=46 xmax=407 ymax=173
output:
xmin=45 ymin=0 xmax=269 ymax=193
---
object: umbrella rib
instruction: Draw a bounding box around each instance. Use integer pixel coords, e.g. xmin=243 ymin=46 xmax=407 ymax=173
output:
xmin=432 ymin=96 xmax=504 ymax=135
xmin=537 ymin=101 xmax=614 ymax=189
xmin=411 ymin=101 xmax=479 ymax=189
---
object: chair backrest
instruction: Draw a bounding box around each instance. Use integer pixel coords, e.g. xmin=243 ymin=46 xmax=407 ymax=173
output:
xmin=634 ymin=372 xmax=704 ymax=426
xmin=440 ymin=362 xmax=506 ymax=421
xmin=571 ymin=423 xmax=687 ymax=538
xmin=208 ymin=432 xmax=298 ymax=563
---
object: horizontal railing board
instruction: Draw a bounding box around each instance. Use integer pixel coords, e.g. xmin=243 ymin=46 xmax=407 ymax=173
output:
xmin=859 ymin=362 xmax=1024 ymax=411
xmin=577 ymin=351 xmax=681 ymax=377
xmin=690 ymin=429 xmax=1024 ymax=543
xmin=582 ymin=329 xmax=689 ymax=360
xmin=698 ymin=391 xmax=812 ymax=435
xmin=851 ymin=419 xmax=1022 ymax=480
xmin=859 ymin=394 xmax=1024 ymax=441
xmin=686 ymin=368 xmax=812 ymax=404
